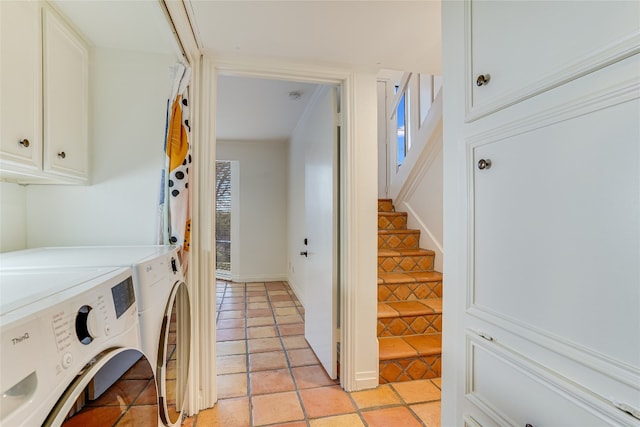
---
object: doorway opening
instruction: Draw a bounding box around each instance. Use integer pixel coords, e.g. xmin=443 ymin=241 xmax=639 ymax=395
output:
xmin=214 ymin=73 xmax=342 ymax=399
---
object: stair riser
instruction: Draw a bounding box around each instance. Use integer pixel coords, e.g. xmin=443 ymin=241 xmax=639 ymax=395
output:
xmin=378 ymin=232 xmax=420 ymax=250
xmin=378 ymin=281 xmax=442 ymax=302
xmin=378 ymin=214 xmax=407 ymax=230
xmin=379 ymin=355 xmax=441 ymax=383
xmin=378 ymin=314 xmax=442 ymax=337
xmin=378 ymin=255 xmax=434 ymax=273
xmin=378 ymin=200 xmax=394 ymax=212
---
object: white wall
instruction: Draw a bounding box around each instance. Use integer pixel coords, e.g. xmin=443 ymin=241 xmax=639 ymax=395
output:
xmin=389 ymin=92 xmax=444 ymax=272
xmin=217 ymin=139 xmax=288 ymax=282
xmin=25 ymin=48 xmax=175 ymax=247
xmin=0 ymin=182 xmax=27 ymax=252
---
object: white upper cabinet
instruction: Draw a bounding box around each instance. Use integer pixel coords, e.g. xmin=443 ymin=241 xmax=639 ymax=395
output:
xmin=0 ymin=1 xmax=42 ymax=170
xmin=0 ymin=2 xmax=89 ymax=183
xmin=42 ymin=6 xmax=88 ymax=179
xmin=466 ymin=0 xmax=640 ymax=121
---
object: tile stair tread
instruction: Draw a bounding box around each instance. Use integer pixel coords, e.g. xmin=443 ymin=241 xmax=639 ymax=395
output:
xmin=378 ymin=299 xmax=442 ymax=318
xmin=379 ymin=335 xmax=441 ymax=360
xmin=378 ymin=229 xmax=420 ymax=235
xmin=378 ymin=248 xmax=435 ymax=257
xmin=378 ymin=211 xmax=407 ymax=217
xmin=377 ymin=271 xmax=443 ymax=285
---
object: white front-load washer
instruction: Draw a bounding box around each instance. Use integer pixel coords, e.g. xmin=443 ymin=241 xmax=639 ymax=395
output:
xmin=0 ymin=246 xmax=191 ymax=427
xmin=0 ymin=267 xmax=141 ymax=426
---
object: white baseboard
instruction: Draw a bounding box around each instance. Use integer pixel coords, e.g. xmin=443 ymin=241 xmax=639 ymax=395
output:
xmin=354 ymin=371 xmax=379 ymax=391
xmin=231 ymin=274 xmax=289 ymax=283
xmin=286 ymin=275 xmax=305 ymax=308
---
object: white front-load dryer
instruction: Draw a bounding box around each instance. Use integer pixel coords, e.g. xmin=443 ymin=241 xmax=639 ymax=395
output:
xmin=0 ymin=267 xmax=141 ymax=426
xmin=0 ymin=246 xmax=191 ymax=427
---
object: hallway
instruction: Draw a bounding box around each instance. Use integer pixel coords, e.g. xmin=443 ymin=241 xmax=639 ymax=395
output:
xmin=184 ymin=280 xmax=441 ymax=426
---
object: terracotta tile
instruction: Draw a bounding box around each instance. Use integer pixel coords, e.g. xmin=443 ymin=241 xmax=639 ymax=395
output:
xmin=292 ymin=365 xmax=338 ymax=389
xmin=217 ymin=340 xmax=247 ymax=356
xmin=248 ymin=337 xmax=283 ymax=353
xmin=217 ymin=373 xmax=247 ymax=398
xmin=309 ymin=413 xmax=365 ymax=427
xmin=248 ymin=296 xmax=268 ymax=302
xmin=386 ymin=301 xmax=432 ymax=316
xmin=250 ymin=368 xmax=296 ymax=394
xmin=115 ymin=405 xmax=158 ymax=425
xmin=216 ymin=327 xmax=245 ymax=342
xmin=247 ymin=325 xmax=278 ymax=339
xmin=249 ymin=351 xmax=288 ymax=371
xmin=274 ymin=306 xmax=299 ymax=316
xmin=270 ymin=295 xmax=293 ymax=302
xmin=299 ymin=385 xmax=356 ymax=418
xmin=247 ymin=291 xmax=267 ymax=296
xmin=132 ymin=380 xmax=158 ymax=405
xmin=87 ymin=379 xmax=147 ymax=407
xmin=282 ymin=335 xmax=309 ymax=350
xmin=403 ymin=335 xmax=441 ymax=356
xmin=195 ymin=397 xmax=250 ymax=427
xmin=350 ymin=384 xmax=401 ymax=409
xmin=276 ymin=314 xmax=304 ymax=324
xmin=62 ymin=406 xmax=124 ymax=427
xmin=377 ymin=303 xmax=399 ymax=318
xmin=248 ymin=302 xmax=269 ymax=309
xmin=247 ymin=316 xmax=275 ymax=327
xmin=431 ymin=378 xmax=442 ymax=389
xmin=251 ymin=391 xmax=304 ymax=426
xmin=268 ymin=290 xmax=289 ymax=296
xmin=217 ymin=319 xmax=246 ymax=329
xmin=391 ymin=379 xmax=441 ymax=404
xmin=217 ymin=354 xmax=247 ymax=375
xmin=361 ymin=407 xmax=422 ymax=427
xmin=181 ymin=414 xmax=196 ymax=427
xmin=121 ymin=356 xmax=153 ymax=380
xmin=219 ymin=310 xmax=244 ymax=320
xmin=248 ymin=309 xmax=274 ymax=317
xmin=219 ymin=303 xmax=245 ymax=311
xmin=278 ymin=324 xmax=305 ymax=336
xmin=288 ymin=348 xmax=319 ymax=367
xmin=268 ymin=423 xmax=307 ymax=427
xmin=378 ymin=337 xmax=417 ymax=360
xmin=410 ymin=401 xmax=441 ymax=426
xmin=422 ymin=298 xmax=442 ymax=312
xmin=272 ymin=301 xmax=297 ymax=307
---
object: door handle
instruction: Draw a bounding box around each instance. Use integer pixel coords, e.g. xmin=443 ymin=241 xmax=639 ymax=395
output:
xmin=299 ymin=251 xmax=308 ymax=257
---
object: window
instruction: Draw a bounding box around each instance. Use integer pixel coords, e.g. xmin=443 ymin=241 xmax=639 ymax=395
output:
xmin=215 ymin=161 xmax=231 ymax=272
xmin=396 ymin=87 xmax=408 ymax=168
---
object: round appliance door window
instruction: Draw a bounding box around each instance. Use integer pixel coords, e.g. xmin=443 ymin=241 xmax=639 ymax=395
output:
xmin=44 ymin=350 xmax=157 ymax=426
xmin=158 ymin=281 xmax=191 ymax=426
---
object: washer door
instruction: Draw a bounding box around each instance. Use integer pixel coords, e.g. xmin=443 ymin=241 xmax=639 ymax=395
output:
xmin=157 ymin=281 xmax=191 ymax=426
xmin=43 ymin=349 xmax=157 ymax=426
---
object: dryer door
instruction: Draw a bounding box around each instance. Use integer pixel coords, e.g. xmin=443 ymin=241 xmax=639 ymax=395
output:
xmin=43 ymin=349 xmax=157 ymax=426
xmin=157 ymin=281 xmax=191 ymax=426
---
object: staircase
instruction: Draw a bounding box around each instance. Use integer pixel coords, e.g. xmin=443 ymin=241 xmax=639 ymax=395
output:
xmin=377 ymin=199 xmax=442 ymax=383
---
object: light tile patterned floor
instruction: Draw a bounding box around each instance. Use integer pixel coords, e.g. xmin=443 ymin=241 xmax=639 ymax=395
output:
xmin=183 ymin=280 xmax=441 ymax=427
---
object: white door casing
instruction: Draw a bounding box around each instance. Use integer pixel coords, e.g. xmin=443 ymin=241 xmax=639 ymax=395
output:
xmin=303 ymin=86 xmax=339 ymax=379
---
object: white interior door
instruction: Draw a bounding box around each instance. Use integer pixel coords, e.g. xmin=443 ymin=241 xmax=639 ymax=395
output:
xmin=304 ymin=86 xmax=338 ymax=379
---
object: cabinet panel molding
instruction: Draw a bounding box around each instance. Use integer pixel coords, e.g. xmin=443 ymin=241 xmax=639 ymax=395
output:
xmin=464 ymin=0 xmax=640 ymax=121
xmin=465 ymin=80 xmax=640 ymax=389
xmin=466 ymin=336 xmax=636 ymax=426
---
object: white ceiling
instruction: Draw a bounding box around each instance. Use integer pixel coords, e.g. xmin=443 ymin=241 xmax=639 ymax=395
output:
xmin=216 ymin=76 xmax=322 ymax=141
xmin=188 ymin=0 xmax=442 ymax=74
xmin=51 ymin=1 xmax=442 ymax=142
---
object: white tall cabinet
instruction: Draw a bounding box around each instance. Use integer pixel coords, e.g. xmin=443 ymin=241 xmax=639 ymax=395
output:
xmin=442 ymin=2 xmax=640 ymax=426
xmin=0 ymin=2 xmax=88 ymax=183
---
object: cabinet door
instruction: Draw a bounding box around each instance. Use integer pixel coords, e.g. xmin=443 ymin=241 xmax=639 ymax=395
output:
xmin=0 ymin=1 xmax=42 ymax=169
xmin=467 ymin=0 xmax=640 ymax=120
xmin=42 ymin=6 xmax=88 ymax=179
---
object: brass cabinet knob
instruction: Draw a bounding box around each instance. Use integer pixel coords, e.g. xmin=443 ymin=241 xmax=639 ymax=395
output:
xmin=19 ymin=139 xmax=30 ymax=148
xmin=58 ymin=151 xmax=66 ymax=159
xmin=478 ymin=159 xmax=492 ymax=170
xmin=476 ymin=74 xmax=491 ymax=87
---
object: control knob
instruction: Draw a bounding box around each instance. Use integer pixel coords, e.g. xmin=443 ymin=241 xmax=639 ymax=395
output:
xmin=75 ymin=305 xmax=100 ymax=345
